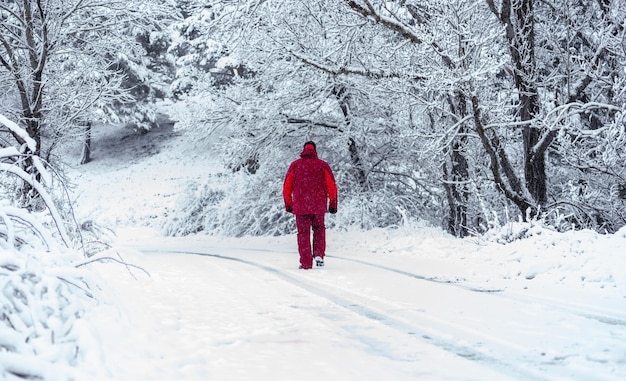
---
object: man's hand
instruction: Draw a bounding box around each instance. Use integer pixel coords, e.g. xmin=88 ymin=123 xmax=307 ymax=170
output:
xmin=286 ymin=206 xmax=293 ymax=213
xmin=329 ymin=207 xmax=337 ymax=214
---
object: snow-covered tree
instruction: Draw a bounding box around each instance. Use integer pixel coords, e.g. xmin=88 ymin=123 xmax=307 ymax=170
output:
xmin=0 ymin=0 xmax=178 ymax=172
xmin=165 ymin=0 xmax=626 ymax=236
xmin=344 ymin=0 xmax=626 ymax=232
xmin=533 ymin=0 xmax=626 ymax=230
xmin=164 ymin=0 xmax=441 ymax=235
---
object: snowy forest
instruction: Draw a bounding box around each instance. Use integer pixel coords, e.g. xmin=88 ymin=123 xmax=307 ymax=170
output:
xmin=2 ymin=0 xmax=626 ymax=239
xmin=1 ymin=1 xmax=625 ymax=379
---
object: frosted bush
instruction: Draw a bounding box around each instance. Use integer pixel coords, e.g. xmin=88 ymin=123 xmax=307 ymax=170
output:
xmin=0 ymin=114 xmax=101 ymax=379
xmin=481 ymin=221 xmax=551 ymax=244
xmin=164 ymin=169 xmax=427 ymax=237
xmin=163 ymin=171 xmax=294 ymax=237
xmin=0 ymin=247 xmax=98 ymax=380
xmin=162 ymin=179 xmax=227 ymax=236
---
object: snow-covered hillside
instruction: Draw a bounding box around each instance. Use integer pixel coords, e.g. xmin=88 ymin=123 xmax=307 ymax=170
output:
xmin=62 ymin=123 xmax=626 ymax=380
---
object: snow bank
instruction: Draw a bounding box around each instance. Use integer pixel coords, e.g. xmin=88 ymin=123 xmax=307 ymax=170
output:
xmin=0 ymin=246 xmax=101 ymax=380
xmin=475 ymin=223 xmax=626 ymax=289
xmin=337 ymin=222 xmax=626 ymax=297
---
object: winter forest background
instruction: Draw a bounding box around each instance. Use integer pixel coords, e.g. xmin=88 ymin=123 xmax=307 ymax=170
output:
xmin=2 ymin=0 xmax=626 ymax=239
xmin=0 ymin=0 xmax=625 ymax=379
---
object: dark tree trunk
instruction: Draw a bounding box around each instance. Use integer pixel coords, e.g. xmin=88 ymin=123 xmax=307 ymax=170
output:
xmin=443 ymin=93 xmax=471 ymax=237
xmin=523 ymin=125 xmax=547 ymax=205
xmin=471 ymin=94 xmax=535 ymax=215
xmin=80 ymin=121 xmax=92 ymax=165
xmin=489 ymin=0 xmax=547 ymax=214
xmin=443 ymin=145 xmax=469 ymax=237
xmin=513 ymin=0 xmax=546 ymax=206
xmin=347 ymin=137 xmax=366 ymax=186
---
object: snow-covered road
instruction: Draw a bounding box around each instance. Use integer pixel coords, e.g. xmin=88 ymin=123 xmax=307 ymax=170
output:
xmin=86 ymin=235 xmax=626 ymax=381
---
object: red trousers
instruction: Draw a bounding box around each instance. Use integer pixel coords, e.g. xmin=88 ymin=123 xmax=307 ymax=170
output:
xmin=295 ymin=214 xmax=326 ymax=268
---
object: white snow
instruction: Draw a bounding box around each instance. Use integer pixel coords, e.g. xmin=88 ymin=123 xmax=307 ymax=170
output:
xmin=59 ymin=122 xmax=626 ymax=380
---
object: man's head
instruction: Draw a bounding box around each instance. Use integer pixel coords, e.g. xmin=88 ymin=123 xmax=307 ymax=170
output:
xmin=303 ymin=141 xmax=316 ymax=151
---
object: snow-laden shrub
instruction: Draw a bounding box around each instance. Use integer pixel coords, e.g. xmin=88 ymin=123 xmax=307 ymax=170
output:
xmin=0 ymin=247 xmax=97 ymax=380
xmin=480 ymin=221 xmax=551 ymax=244
xmin=330 ymin=190 xmax=417 ymax=231
xmin=163 ymin=166 xmax=426 ymax=237
xmin=547 ymin=109 xmax=626 ymax=233
xmin=163 ymin=171 xmax=294 ymax=237
xmin=162 ymin=178 xmax=227 ymax=236
xmin=0 ymin=114 xmax=100 ymax=379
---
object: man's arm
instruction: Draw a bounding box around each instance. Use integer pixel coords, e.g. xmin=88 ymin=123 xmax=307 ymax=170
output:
xmin=324 ymin=166 xmax=338 ymax=211
xmin=283 ymin=168 xmax=294 ymax=212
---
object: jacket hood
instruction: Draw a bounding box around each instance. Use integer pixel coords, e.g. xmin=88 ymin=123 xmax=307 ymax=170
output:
xmin=300 ymin=145 xmax=318 ymax=158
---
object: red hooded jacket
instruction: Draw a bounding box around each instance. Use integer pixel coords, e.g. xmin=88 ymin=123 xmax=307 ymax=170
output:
xmin=283 ymin=144 xmax=338 ymax=215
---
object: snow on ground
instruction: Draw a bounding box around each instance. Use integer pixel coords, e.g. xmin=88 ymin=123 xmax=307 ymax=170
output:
xmin=66 ymin=123 xmax=626 ymax=380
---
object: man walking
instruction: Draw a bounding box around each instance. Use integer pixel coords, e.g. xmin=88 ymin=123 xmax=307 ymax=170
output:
xmin=283 ymin=141 xmax=338 ymax=269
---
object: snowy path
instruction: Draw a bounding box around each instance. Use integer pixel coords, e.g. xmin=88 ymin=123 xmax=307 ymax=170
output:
xmin=86 ymin=237 xmax=626 ymax=381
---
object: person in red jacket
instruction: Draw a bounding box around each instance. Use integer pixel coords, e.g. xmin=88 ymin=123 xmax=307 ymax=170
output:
xmin=283 ymin=141 xmax=338 ymax=269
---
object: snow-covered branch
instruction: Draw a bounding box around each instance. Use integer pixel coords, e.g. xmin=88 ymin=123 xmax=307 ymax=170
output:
xmin=0 ymin=162 xmax=70 ymax=247
xmin=0 ymin=114 xmax=73 ymax=248
xmin=289 ymin=50 xmax=426 ymax=80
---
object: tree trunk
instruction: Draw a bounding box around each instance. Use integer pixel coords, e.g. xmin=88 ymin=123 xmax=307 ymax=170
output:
xmin=347 ymin=137 xmax=366 ymax=186
xmin=443 ymin=93 xmax=471 ymax=237
xmin=18 ymin=118 xmax=43 ymax=208
xmin=471 ymin=93 xmax=534 ymax=215
xmin=513 ymin=0 xmax=546 ymax=205
xmin=443 ymin=145 xmax=469 ymax=237
xmin=491 ymin=0 xmax=547 ymax=213
xmin=80 ymin=121 xmax=93 ymax=165
xmin=523 ymin=125 xmax=547 ymax=205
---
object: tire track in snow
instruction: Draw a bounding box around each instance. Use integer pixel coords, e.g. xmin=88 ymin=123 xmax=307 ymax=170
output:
xmin=168 ymin=246 xmax=626 ymax=328
xmin=327 ymin=255 xmax=505 ymax=293
xmin=327 ymin=254 xmax=626 ymax=327
xmin=144 ymin=249 xmax=566 ymax=381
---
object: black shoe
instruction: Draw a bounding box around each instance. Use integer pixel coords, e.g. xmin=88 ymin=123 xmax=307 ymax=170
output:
xmin=314 ymin=256 xmax=324 ymax=267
